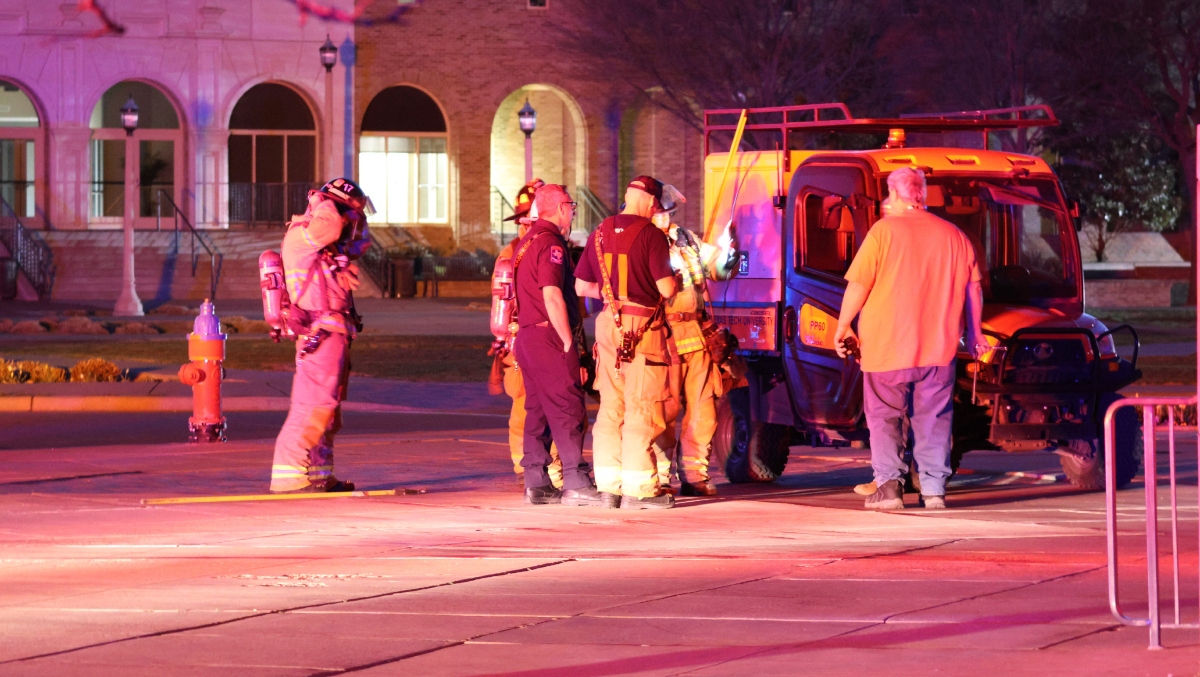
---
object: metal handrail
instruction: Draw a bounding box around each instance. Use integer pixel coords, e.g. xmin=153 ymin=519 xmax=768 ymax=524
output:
xmin=1104 ymin=395 xmax=1199 ymax=649
xmin=575 ymin=185 xmax=613 ymax=234
xmin=491 ymin=186 xmax=516 ymax=243
xmin=156 ymin=190 xmax=222 ymax=300
xmin=359 ymin=231 xmax=396 ymax=298
xmin=0 ymin=194 xmax=54 ymax=298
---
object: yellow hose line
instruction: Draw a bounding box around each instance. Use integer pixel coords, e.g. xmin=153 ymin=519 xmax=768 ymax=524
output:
xmin=141 ymin=488 xmax=422 ymax=505
xmin=704 ymin=108 xmax=748 ymax=243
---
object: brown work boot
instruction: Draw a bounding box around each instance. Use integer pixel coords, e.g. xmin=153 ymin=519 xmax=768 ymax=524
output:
xmin=680 ymin=481 xmax=718 ymax=497
xmin=864 ymin=479 xmax=904 ymax=510
xmin=853 ymin=481 xmax=877 ymax=496
xmin=620 ymin=494 xmax=675 ymax=510
xmin=270 ymin=478 xmax=354 ymax=494
xmin=919 ymin=494 xmax=946 ymax=509
xmin=599 ymin=492 xmax=621 ymax=509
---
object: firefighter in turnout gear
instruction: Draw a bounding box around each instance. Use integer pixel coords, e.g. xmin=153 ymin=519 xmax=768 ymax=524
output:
xmin=649 ymin=185 xmax=739 ymax=496
xmin=269 ymin=178 xmax=372 ymax=494
xmin=575 ymin=176 xmax=678 ymax=509
xmin=489 ymin=179 xmax=564 ymax=488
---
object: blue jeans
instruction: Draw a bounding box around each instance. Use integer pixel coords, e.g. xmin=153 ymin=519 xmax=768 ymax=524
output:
xmin=864 ymin=363 xmax=956 ymax=496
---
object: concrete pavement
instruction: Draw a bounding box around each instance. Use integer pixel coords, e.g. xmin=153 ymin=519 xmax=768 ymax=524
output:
xmin=1 ymin=424 xmax=1198 ymax=675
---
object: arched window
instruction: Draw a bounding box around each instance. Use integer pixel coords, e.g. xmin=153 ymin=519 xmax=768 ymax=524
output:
xmin=0 ymin=79 xmax=40 ymax=219
xmin=88 ymin=81 xmax=183 ymax=226
xmin=228 ymin=83 xmax=317 ymax=225
xmin=359 ymin=86 xmax=448 ymax=225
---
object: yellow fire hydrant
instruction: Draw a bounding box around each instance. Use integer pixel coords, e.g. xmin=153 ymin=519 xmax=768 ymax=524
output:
xmin=178 ymin=299 xmax=227 ymax=442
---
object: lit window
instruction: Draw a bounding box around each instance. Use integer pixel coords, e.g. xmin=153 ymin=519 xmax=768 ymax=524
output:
xmin=359 ymin=134 xmax=447 ymax=224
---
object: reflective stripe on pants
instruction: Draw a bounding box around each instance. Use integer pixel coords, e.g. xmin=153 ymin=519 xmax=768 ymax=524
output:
xmin=270 ymin=333 xmax=348 ymax=492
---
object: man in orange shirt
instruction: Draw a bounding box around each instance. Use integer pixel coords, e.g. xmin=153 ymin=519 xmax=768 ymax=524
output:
xmin=834 ymin=167 xmax=987 ymax=510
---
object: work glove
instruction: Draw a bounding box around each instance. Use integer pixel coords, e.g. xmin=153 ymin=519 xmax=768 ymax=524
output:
xmin=336 ymin=262 xmax=361 ymax=291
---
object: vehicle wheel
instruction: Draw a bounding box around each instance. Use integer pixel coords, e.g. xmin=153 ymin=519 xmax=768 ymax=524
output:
xmin=1058 ymin=438 xmax=1104 ymax=490
xmin=714 ymin=388 xmax=752 ymax=483
xmin=747 ymin=422 xmax=791 ymax=482
xmin=1059 ymin=404 xmax=1142 ymax=490
xmin=1107 ymin=398 xmax=1143 ymax=489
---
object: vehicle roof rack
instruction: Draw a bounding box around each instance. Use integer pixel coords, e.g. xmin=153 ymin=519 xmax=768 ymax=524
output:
xmin=703 ymin=103 xmax=1058 ymax=155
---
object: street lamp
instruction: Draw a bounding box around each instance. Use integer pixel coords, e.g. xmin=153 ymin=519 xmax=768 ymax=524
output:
xmin=115 ymin=93 xmax=144 ymax=316
xmin=319 ymin=35 xmax=338 ymax=180
xmin=119 ymin=95 xmax=139 ymax=136
xmin=518 ymin=99 xmax=536 ymax=183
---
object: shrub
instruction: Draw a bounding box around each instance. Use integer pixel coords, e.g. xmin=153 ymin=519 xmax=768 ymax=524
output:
xmin=149 ymin=320 xmax=194 ymax=334
xmin=149 ymin=304 xmax=196 ymax=316
xmin=16 ymin=361 xmax=67 ymax=383
xmin=10 ymin=320 xmax=47 ymax=334
xmin=115 ymin=322 xmax=161 ymax=335
xmin=55 ymin=316 xmax=108 ymax=335
xmin=70 ymin=358 xmax=124 ymax=382
xmin=0 ymin=359 xmax=29 ymax=384
xmin=222 ymin=315 xmax=272 ymax=335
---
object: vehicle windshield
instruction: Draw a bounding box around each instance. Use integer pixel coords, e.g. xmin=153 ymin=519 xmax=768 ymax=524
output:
xmin=914 ymin=177 xmax=1077 ymax=301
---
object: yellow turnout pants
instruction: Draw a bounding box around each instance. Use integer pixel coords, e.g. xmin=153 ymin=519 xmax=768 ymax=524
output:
xmin=592 ymin=309 xmax=669 ymax=499
xmin=654 ymin=347 xmax=718 ymax=486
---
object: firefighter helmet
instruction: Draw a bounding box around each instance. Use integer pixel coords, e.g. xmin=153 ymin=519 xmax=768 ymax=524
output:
xmin=316 ymin=178 xmax=376 ymax=217
xmin=503 ymin=178 xmax=545 ymax=222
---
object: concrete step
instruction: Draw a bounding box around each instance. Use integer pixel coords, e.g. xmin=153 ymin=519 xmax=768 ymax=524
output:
xmin=42 ymin=229 xmax=383 ymax=303
xmin=44 ymin=230 xmax=282 ymax=302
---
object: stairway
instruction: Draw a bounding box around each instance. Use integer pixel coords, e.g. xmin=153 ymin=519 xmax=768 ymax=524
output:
xmin=45 ymin=230 xmax=388 ymax=303
xmin=45 ymin=230 xmax=276 ymax=302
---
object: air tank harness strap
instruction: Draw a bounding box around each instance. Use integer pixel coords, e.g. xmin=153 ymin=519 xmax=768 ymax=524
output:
xmin=594 ymin=229 xmax=660 ymax=372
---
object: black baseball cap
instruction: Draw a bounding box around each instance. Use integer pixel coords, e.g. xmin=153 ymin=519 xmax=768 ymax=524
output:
xmin=627 ymin=175 xmax=663 ymax=202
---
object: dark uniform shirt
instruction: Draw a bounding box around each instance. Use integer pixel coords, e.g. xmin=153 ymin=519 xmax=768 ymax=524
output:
xmin=514 ymin=219 xmax=582 ymax=330
xmin=575 ymin=214 xmax=673 ymax=307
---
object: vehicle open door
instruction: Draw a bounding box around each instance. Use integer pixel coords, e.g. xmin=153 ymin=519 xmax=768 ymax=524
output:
xmin=783 ymin=163 xmax=874 ymax=437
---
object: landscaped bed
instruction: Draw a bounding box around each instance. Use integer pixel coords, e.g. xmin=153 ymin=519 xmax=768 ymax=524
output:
xmin=0 ymin=335 xmax=492 ymax=382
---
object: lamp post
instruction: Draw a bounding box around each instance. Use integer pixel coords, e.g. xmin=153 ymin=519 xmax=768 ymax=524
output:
xmin=115 ymin=94 xmax=144 ymax=317
xmin=319 ymin=35 xmax=338 ymax=180
xmin=518 ymin=99 xmax=537 ymax=183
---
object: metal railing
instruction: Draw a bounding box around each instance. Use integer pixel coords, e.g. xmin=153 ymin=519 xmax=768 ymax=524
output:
xmin=359 ymin=232 xmax=395 ymax=298
xmin=156 ymin=190 xmax=223 ymax=300
xmin=575 ymin=185 xmax=613 ymax=234
xmin=0 ymin=194 xmax=54 ymax=298
xmin=229 ymin=182 xmax=316 ymax=227
xmin=1105 ymin=395 xmax=1199 ymax=649
xmin=491 ymin=186 xmax=517 ymax=244
xmin=417 ymin=255 xmax=495 ymax=281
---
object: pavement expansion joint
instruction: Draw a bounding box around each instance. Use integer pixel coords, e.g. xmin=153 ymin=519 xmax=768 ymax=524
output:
xmin=0 ymin=558 xmax=576 ymax=667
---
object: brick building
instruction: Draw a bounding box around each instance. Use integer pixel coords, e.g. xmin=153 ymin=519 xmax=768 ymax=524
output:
xmin=0 ymin=0 xmax=701 ymax=301
xmin=355 ymin=0 xmax=702 ymax=252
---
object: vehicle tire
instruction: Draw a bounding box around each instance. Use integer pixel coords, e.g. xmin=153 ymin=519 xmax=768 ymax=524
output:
xmin=1106 ymin=398 xmax=1143 ymax=490
xmin=714 ymin=388 xmax=752 ymax=483
xmin=1058 ymin=438 xmax=1103 ymax=490
xmin=747 ymin=422 xmax=791 ymax=482
xmin=1059 ymin=402 xmax=1142 ymax=490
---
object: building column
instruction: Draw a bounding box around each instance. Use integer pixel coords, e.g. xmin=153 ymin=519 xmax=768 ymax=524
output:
xmin=47 ymin=126 xmax=92 ymax=230
xmin=193 ymin=129 xmax=229 ymax=230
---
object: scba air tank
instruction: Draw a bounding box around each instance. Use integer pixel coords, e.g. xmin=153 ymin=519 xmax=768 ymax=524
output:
xmin=490 ymin=256 xmax=515 ymax=340
xmin=259 ymin=250 xmax=286 ymax=334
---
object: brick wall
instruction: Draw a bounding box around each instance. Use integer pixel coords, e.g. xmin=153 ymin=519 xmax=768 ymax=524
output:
xmin=357 ymin=0 xmax=706 ymax=252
